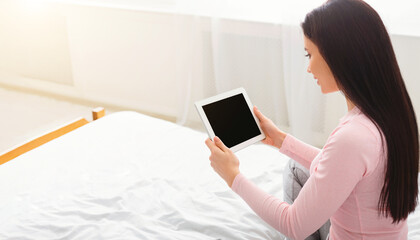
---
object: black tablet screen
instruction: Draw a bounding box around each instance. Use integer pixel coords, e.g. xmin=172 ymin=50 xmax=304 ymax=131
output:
xmin=202 ymin=93 xmax=261 ymax=148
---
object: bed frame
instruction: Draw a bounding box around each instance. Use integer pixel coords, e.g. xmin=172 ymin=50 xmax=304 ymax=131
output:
xmin=0 ymin=107 xmax=105 ymax=166
xmin=1 ymin=107 xmax=418 ymax=172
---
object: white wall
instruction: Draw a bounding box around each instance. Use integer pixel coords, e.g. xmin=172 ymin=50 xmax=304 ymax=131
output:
xmin=0 ymin=1 xmax=73 ymax=85
xmin=391 ymin=34 xmax=420 ymax=117
xmin=0 ymin=1 xmax=186 ymax=117
xmin=0 ymin=0 xmax=419 ymax=135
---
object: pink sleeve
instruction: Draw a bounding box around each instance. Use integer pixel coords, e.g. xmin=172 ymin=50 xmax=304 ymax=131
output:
xmin=232 ymin=124 xmax=376 ymax=239
xmin=279 ymin=134 xmax=321 ymax=169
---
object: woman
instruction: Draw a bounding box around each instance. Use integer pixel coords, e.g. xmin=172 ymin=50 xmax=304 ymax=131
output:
xmin=204 ymin=0 xmax=419 ymax=239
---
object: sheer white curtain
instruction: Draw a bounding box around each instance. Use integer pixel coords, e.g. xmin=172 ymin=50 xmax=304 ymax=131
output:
xmin=172 ymin=0 xmax=346 ymax=147
xmin=210 ymin=19 xmax=288 ymax=129
xmin=173 ymin=0 xmax=419 ymax=147
xmin=208 ymin=21 xmax=347 ymax=147
xmin=280 ymin=24 xmax=331 ymax=146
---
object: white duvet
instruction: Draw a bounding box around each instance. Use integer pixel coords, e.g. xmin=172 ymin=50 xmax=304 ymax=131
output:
xmin=0 ymin=111 xmax=419 ymax=239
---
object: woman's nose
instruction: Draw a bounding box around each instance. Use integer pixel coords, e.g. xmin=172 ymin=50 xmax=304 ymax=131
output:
xmin=307 ymin=66 xmax=311 ymax=73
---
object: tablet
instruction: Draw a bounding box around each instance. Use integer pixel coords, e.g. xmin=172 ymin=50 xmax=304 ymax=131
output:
xmin=195 ymin=88 xmax=266 ymax=152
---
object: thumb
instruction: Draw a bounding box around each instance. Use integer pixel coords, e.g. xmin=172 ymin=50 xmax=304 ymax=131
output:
xmin=214 ymin=136 xmax=229 ymax=152
xmin=254 ymin=106 xmax=265 ymax=121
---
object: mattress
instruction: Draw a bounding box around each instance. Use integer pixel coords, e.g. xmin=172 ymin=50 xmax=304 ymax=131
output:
xmin=0 ymin=111 xmax=418 ymax=239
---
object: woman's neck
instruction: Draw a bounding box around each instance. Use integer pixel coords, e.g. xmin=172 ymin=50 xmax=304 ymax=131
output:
xmin=346 ymin=98 xmax=355 ymax=111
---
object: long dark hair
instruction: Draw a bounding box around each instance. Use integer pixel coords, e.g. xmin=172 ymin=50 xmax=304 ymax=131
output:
xmin=301 ymin=0 xmax=418 ymax=223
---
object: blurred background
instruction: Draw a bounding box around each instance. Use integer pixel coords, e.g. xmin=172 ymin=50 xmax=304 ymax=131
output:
xmin=1 ymin=0 xmax=419 ymax=153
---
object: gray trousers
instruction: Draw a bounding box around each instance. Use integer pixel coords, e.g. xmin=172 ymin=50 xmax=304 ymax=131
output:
xmin=283 ymin=158 xmax=331 ymax=240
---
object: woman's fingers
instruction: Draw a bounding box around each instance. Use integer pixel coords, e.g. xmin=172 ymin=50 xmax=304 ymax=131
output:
xmin=254 ymin=106 xmax=266 ymax=122
xmin=253 ymin=106 xmax=261 ymax=119
xmin=214 ymin=136 xmax=229 ymax=152
xmin=205 ymin=137 xmax=225 ymax=154
xmin=205 ymin=138 xmax=213 ymax=150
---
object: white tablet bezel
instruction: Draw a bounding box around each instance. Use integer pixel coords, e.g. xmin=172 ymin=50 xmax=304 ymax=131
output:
xmin=195 ymin=87 xmax=266 ymax=152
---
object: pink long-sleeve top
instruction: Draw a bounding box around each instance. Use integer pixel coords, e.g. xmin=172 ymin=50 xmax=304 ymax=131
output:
xmin=232 ymin=107 xmax=407 ymax=239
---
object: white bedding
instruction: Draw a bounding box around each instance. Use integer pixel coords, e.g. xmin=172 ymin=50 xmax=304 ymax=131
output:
xmin=0 ymin=111 xmax=419 ymax=239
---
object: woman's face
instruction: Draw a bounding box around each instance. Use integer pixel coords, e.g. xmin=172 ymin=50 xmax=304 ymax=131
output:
xmin=304 ymin=36 xmax=339 ymax=94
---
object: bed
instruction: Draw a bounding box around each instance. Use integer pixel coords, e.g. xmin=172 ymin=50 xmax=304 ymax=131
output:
xmin=0 ymin=110 xmax=419 ymax=239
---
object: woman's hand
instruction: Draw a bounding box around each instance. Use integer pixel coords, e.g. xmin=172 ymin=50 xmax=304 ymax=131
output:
xmin=205 ymin=136 xmax=240 ymax=188
xmin=253 ymin=106 xmax=287 ymax=149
